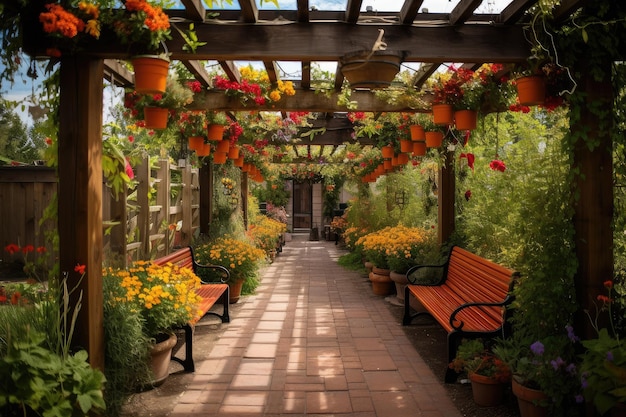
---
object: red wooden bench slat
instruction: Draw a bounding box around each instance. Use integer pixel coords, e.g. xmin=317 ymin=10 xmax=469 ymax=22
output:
xmin=403 ymin=246 xmax=517 ymax=382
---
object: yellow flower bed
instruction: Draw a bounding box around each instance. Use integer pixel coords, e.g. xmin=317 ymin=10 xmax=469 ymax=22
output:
xmin=103 ymin=261 xmax=203 ymax=337
xmin=195 ymin=235 xmax=266 ymax=282
xmin=247 ymin=215 xmax=287 ymax=254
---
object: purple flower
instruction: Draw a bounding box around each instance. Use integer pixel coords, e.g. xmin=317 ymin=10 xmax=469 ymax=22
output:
xmin=575 ymin=394 xmax=584 ymax=403
xmin=566 ymin=363 xmax=577 ymax=375
xmin=530 ymin=341 xmax=545 ymax=356
xmin=566 ymin=325 xmax=580 ymax=342
xmin=581 ymin=372 xmax=589 ymax=389
xmin=551 ymin=357 xmax=565 ymax=370
xmin=607 ymin=351 xmax=614 ymax=361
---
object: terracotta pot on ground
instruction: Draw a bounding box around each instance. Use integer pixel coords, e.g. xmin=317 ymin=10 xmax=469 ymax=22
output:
xmin=369 ymin=267 xmax=395 ymax=296
xmin=148 ymin=333 xmax=177 ymax=387
xmin=132 ymin=56 xmax=169 ymax=94
xmin=432 ymin=103 xmax=454 ymax=125
xmin=229 ymin=280 xmax=244 ymax=303
xmin=389 ymin=270 xmax=408 ymax=303
xmin=515 ymin=75 xmax=546 ymax=106
xmin=512 ymin=377 xmax=549 ymax=417
xmin=469 ymin=373 xmax=506 ymax=407
xmin=364 ymin=261 xmax=374 ymax=275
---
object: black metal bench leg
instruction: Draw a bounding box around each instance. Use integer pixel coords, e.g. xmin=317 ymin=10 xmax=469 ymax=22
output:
xmin=171 ymin=324 xmax=195 ymax=372
xmin=221 ymin=286 xmax=230 ymax=323
xmin=403 ymin=286 xmax=413 ymax=325
xmin=445 ymin=331 xmax=462 ymax=383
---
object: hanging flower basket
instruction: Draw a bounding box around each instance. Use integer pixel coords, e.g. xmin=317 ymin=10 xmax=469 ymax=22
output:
xmin=425 ymin=131 xmax=444 ymax=148
xmin=213 ymin=152 xmax=228 ymax=164
xmin=410 ymin=125 xmax=425 ymax=141
xmin=381 ymin=145 xmax=394 ymax=159
xmin=400 ymin=139 xmax=413 ymax=153
xmin=207 ymin=124 xmax=225 ymax=141
xmin=412 ymin=141 xmax=426 ymax=156
xmin=216 ymin=140 xmax=230 ymax=153
xmin=432 ymin=104 xmax=454 ymax=125
xmin=143 ymin=107 xmax=168 ymax=129
xmin=228 ymin=146 xmax=240 ymax=160
xmin=340 ymin=50 xmax=405 ymax=89
xmin=397 ymin=153 xmax=409 ymax=165
xmin=187 ymin=136 xmax=204 ymax=151
xmin=454 ymin=110 xmax=478 ymax=131
xmin=234 ymin=156 xmax=244 ymax=167
xmin=515 ymin=75 xmax=546 ymax=106
xmin=132 ymin=56 xmax=170 ymax=95
xmin=195 ymin=143 xmax=211 ymax=157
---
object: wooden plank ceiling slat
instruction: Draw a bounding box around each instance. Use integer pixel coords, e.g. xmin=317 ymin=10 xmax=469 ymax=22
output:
xmin=296 ymin=0 xmax=309 ymax=23
xmin=399 ymin=0 xmax=426 ymax=24
xmin=239 ymin=0 xmax=259 ymax=23
xmin=345 ymin=0 xmax=364 ymax=23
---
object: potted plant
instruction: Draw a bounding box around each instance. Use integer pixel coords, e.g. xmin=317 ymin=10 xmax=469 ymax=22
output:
xmin=212 ymin=65 xmax=296 ymax=106
xmin=194 ymin=235 xmax=266 ymax=303
xmin=580 ymin=279 xmax=626 ymax=416
xmin=449 ymin=339 xmax=512 ymax=407
xmin=178 ymin=110 xmax=208 ymax=150
xmin=493 ymin=328 xmax=582 ymax=417
xmin=102 ymin=261 xmax=203 ymax=386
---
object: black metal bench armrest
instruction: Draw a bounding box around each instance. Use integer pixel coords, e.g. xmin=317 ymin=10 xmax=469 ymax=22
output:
xmin=449 ymin=294 xmax=514 ymax=331
xmin=193 ymin=261 xmax=231 ymax=284
xmin=405 ymin=263 xmax=447 ymax=285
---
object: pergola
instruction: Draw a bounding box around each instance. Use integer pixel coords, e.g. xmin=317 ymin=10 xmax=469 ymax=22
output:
xmin=19 ymin=0 xmax=611 ymax=372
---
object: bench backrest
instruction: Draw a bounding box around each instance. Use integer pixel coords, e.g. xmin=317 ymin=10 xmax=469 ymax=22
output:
xmin=152 ymin=246 xmax=195 ymax=271
xmin=445 ymin=246 xmax=514 ymax=302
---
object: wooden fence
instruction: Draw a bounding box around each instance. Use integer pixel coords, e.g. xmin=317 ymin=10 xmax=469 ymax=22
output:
xmin=0 ymin=158 xmax=199 ymax=268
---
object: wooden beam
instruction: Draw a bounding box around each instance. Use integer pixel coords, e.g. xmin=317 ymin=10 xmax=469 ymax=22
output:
xmin=103 ymin=59 xmax=133 ymax=87
xmin=552 ymin=0 xmax=589 ymax=23
xmin=58 ymin=57 xmax=104 ymax=370
xmin=345 ymin=0 xmax=363 ymax=23
xmin=191 ymin=88 xmax=432 ymax=112
xmin=183 ymin=60 xmax=212 ymax=87
xmin=399 ymin=0 xmax=425 ymax=24
xmin=334 ymin=63 xmax=345 ymax=91
xmin=180 ymin=0 xmax=206 ymax=21
xmin=296 ymin=0 xmax=309 ymax=22
xmin=239 ymin=0 xmax=259 ymax=23
xmin=496 ymin=0 xmax=538 ymax=24
xmin=301 ymin=61 xmax=311 ymax=89
xmin=449 ymin=0 xmax=483 ymax=26
xmin=412 ymin=63 xmax=440 ymax=88
xmin=219 ymin=61 xmax=241 ymax=83
xmin=438 ymin=149 xmax=455 ymax=246
xmin=263 ymin=61 xmax=279 ymax=84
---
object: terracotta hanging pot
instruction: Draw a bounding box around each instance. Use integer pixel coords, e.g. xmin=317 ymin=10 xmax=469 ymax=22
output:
xmin=425 ymin=131 xmax=444 ymax=148
xmin=454 ymin=109 xmax=478 ymax=131
xmin=399 ymin=139 xmax=413 ymax=153
xmin=515 ymin=75 xmax=546 ymax=106
xmin=207 ymin=124 xmax=225 ymax=141
xmin=132 ymin=56 xmax=170 ymax=95
xmin=187 ymin=136 xmax=204 ymax=151
xmin=412 ymin=141 xmax=426 ymax=156
xmin=195 ymin=142 xmax=211 ymax=157
xmin=213 ymin=152 xmax=228 ymax=164
xmin=228 ymin=146 xmax=240 ymax=160
xmin=339 ymin=50 xmax=405 ymax=89
xmin=234 ymin=156 xmax=244 ymax=167
xmin=143 ymin=107 xmax=168 ymax=130
xmin=410 ymin=124 xmax=425 ymax=141
xmin=383 ymin=159 xmax=393 ymax=170
xmin=397 ymin=153 xmax=409 ymax=165
xmin=216 ymin=140 xmax=230 ymax=153
xmin=381 ymin=145 xmax=394 ymax=159
xmin=432 ymin=103 xmax=454 ymax=125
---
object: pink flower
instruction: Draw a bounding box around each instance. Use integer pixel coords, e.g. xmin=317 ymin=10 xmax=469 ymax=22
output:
xmin=125 ymin=158 xmax=135 ymax=179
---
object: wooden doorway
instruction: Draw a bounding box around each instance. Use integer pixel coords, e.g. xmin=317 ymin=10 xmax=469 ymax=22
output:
xmin=292 ymin=181 xmax=312 ymax=231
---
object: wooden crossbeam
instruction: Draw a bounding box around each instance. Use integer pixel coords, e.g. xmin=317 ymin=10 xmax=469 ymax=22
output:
xmin=449 ymin=0 xmax=484 ymax=25
xmin=399 ymin=0 xmax=426 ymax=24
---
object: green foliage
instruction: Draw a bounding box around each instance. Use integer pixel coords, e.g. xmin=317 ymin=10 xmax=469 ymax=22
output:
xmin=337 ymin=251 xmax=367 ymax=274
xmin=253 ymin=180 xmax=290 ymax=207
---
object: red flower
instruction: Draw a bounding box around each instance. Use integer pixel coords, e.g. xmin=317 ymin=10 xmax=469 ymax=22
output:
xmin=45 ymin=137 xmax=53 ymax=145
xmin=459 ymin=153 xmax=475 ymax=171
xmin=22 ymin=245 xmax=34 ymax=254
xmin=465 ymin=190 xmax=472 ymax=201
xmin=4 ymin=243 xmax=20 ymax=255
xmin=11 ymin=292 xmax=21 ymax=305
xmin=489 ymin=159 xmax=506 ymax=172
xmin=604 ymin=280 xmax=614 ymax=289
xmin=36 ymin=246 xmax=46 ymax=253
xmin=74 ymin=264 xmax=86 ymax=275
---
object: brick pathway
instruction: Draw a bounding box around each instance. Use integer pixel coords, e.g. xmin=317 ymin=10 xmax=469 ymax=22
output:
xmin=170 ymin=235 xmax=461 ymax=417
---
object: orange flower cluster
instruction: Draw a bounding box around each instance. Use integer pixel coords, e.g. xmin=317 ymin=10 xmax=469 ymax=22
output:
xmin=40 ymin=3 xmax=86 ymax=38
xmin=125 ymin=0 xmax=170 ymax=32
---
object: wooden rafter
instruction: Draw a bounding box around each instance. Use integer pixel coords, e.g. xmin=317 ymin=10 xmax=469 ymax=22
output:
xmin=449 ymin=0 xmax=484 ymax=25
xmin=345 ymin=0 xmax=363 ymax=23
xmin=183 ymin=60 xmax=212 ymax=87
xmin=296 ymin=0 xmax=309 ymax=23
xmin=179 ymin=0 xmax=205 ymax=21
xmin=399 ymin=0 xmax=426 ymax=24
xmin=496 ymin=0 xmax=538 ymax=24
xmin=412 ymin=63 xmax=440 ymax=88
xmin=103 ymin=60 xmax=133 ymax=87
xmin=219 ymin=61 xmax=241 ymax=83
xmin=239 ymin=0 xmax=259 ymax=23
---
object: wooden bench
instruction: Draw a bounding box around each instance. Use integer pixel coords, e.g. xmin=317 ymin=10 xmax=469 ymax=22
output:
xmin=153 ymin=246 xmax=230 ymax=372
xmin=402 ymin=246 xmax=518 ymax=382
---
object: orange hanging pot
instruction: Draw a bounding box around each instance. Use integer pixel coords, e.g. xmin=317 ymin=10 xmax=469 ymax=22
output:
xmin=515 ymin=75 xmax=546 ymax=106
xmin=207 ymin=124 xmax=225 ymax=141
xmin=195 ymin=143 xmax=211 ymax=157
xmin=143 ymin=107 xmax=168 ymax=130
xmin=213 ymin=152 xmax=228 ymax=164
xmin=432 ymin=103 xmax=454 ymax=125
xmin=187 ymin=136 xmax=204 ymax=151
xmin=216 ymin=140 xmax=230 ymax=153
xmin=132 ymin=56 xmax=170 ymax=95
xmin=410 ymin=125 xmax=425 ymax=141
xmin=425 ymin=131 xmax=444 ymax=148
xmin=228 ymin=146 xmax=240 ymax=160
xmin=454 ymin=110 xmax=478 ymax=131
xmin=399 ymin=139 xmax=413 ymax=153
xmin=383 ymin=159 xmax=393 ymax=170
xmin=234 ymin=156 xmax=244 ymax=167
xmin=397 ymin=153 xmax=409 ymax=165
xmin=381 ymin=145 xmax=394 ymax=159
xmin=412 ymin=141 xmax=426 ymax=156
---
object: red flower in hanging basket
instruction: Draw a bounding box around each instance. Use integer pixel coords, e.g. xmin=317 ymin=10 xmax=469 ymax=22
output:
xmin=489 ymin=159 xmax=507 ymax=172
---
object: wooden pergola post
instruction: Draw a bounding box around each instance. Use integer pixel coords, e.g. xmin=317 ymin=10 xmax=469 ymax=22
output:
xmin=58 ymin=57 xmax=105 ymax=369
xmin=199 ymin=161 xmax=212 ymax=235
xmin=572 ymin=63 xmax=614 ymax=341
xmin=438 ymin=150 xmax=456 ymax=245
